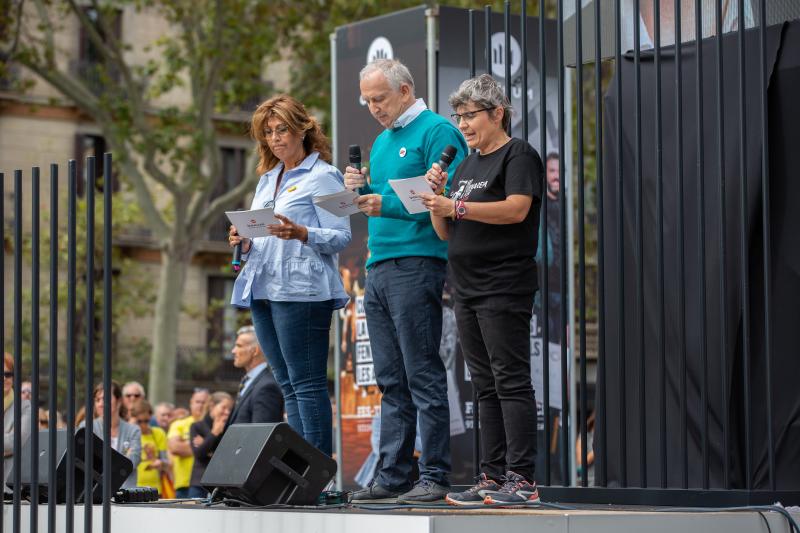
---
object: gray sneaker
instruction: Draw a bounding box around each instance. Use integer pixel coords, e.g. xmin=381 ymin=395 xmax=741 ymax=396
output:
xmin=396 ymin=479 xmax=449 ymax=504
xmin=349 ymin=481 xmax=403 ymax=504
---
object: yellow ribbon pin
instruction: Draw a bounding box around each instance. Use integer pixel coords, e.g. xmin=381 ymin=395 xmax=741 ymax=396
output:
xmin=287 ymin=185 xmax=297 ymax=192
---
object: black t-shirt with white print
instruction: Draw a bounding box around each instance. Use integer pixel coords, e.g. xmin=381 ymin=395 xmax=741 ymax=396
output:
xmin=447 ymin=137 xmax=544 ymax=300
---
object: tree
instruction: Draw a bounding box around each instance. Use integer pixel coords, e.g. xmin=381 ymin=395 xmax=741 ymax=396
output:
xmin=2 ymin=0 xmax=281 ymax=401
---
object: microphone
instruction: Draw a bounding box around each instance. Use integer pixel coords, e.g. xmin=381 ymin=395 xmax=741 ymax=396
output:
xmin=437 ymin=145 xmax=457 ymax=173
xmin=349 ymin=144 xmax=366 ymax=195
xmin=432 ymin=145 xmax=458 ymax=192
xmin=232 ymin=232 xmax=242 ymax=272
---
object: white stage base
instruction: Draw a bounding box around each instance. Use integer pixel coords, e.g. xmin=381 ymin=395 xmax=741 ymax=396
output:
xmin=2 ymin=502 xmax=798 ymax=533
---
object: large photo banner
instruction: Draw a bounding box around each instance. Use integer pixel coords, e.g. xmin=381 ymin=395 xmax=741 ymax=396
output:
xmin=437 ymin=6 xmax=565 ymax=486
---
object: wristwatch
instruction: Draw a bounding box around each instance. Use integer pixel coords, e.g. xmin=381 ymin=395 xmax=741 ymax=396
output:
xmin=455 ymin=199 xmax=467 ymax=220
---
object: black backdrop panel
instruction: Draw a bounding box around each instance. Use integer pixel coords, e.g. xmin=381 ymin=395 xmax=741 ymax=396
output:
xmin=600 ymin=22 xmax=800 ymax=490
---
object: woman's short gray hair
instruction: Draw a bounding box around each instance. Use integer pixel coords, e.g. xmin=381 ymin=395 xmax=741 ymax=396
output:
xmin=360 ymin=59 xmax=415 ymax=94
xmin=448 ymin=74 xmax=512 ymax=131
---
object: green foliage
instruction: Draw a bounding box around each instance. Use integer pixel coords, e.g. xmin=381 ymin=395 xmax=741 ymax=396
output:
xmin=6 ymin=188 xmax=155 ymax=408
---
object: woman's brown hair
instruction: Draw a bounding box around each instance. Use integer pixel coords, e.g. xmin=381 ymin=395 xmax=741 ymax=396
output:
xmin=201 ymin=391 xmax=232 ymax=419
xmin=93 ymin=380 xmax=124 ymax=418
xmin=250 ymin=94 xmax=332 ymax=174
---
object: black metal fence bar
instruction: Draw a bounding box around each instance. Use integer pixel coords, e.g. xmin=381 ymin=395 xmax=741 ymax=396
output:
xmin=48 ymin=163 xmax=59 ymax=531
xmin=84 ymin=155 xmax=96 ymax=533
xmin=67 ymin=159 xmax=77 ymax=533
xmin=694 ymin=0 xmax=710 ymax=491
xmin=30 ymin=167 xmax=41 ymax=531
xmin=715 ymin=0 xmax=730 ymax=491
xmin=13 ymin=169 xmax=23 ymax=533
xmin=504 ymin=1 xmax=512 ymax=133
xmin=758 ymin=0 xmax=775 ymax=493
xmin=520 ymin=0 xmax=528 ymax=139
xmin=654 ymin=0 xmax=667 ymax=490
xmin=614 ymin=0 xmax=627 ymax=488
xmin=0 ymin=171 xmax=3 ymax=533
xmin=632 ymin=0 xmax=646 ymax=489
xmin=102 ymin=152 xmax=113 ymax=533
xmin=594 ymin=0 xmax=607 ymax=489
xmin=468 ymin=7 xmax=480 ymax=478
xmin=736 ymin=0 xmax=751 ymax=491
xmin=675 ymin=0 xmax=689 ymax=490
xmin=557 ymin=0 xmax=569 ymax=484
xmin=539 ymin=0 xmax=551 ymax=488
xmin=575 ymin=0 xmax=588 ymax=489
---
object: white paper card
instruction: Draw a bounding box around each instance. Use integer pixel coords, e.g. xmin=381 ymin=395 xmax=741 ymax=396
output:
xmin=313 ymin=189 xmax=361 ymax=216
xmin=388 ymin=175 xmax=431 ymax=214
xmin=225 ymin=208 xmax=279 ymax=238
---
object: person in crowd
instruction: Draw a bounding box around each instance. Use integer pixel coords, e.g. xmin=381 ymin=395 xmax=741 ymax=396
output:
xmin=228 ymin=94 xmax=351 ymax=456
xmin=75 ymin=406 xmax=86 ymax=428
xmin=153 ymin=401 xmax=175 ymax=432
xmin=189 ymin=392 xmax=233 ymax=497
xmin=227 ymin=325 xmax=283 ymax=426
xmin=171 ymin=407 xmax=189 ymax=421
xmin=131 ymin=400 xmax=172 ymax=497
xmin=420 ymin=74 xmax=543 ymax=505
xmin=90 ymin=381 xmax=142 ymax=488
xmin=122 ymin=381 xmax=146 ymax=420
xmin=344 ymin=58 xmax=467 ymax=504
xmin=3 ymin=353 xmax=31 ymax=493
xmin=168 ymin=388 xmax=208 ymax=498
xmin=576 ymin=410 xmax=596 ymax=486
xmin=20 ymin=381 xmax=32 ymax=402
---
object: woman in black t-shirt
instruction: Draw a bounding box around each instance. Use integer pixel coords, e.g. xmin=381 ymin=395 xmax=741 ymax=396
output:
xmin=420 ymin=74 xmax=544 ymax=507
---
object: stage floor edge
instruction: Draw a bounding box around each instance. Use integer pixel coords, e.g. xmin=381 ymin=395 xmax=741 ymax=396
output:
xmin=3 ymin=501 xmax=799 ymax=533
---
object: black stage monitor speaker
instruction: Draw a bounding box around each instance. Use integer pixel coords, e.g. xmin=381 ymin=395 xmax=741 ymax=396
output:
xmin=8 ymin=427 xmax=133 ymax=503
xmin=201 ymin=422 xmax=336 ymax=506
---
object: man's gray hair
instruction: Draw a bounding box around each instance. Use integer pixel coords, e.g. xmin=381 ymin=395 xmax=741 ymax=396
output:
xmin=448 ymin=74 xmax=513 ymax=131
xmin=360 ymin=59 xmax=415 ymax=94
xmin=122 ymin=381 xmax=146 ymax=397
xmin=237 ymin=325 xmax=256 ymax=337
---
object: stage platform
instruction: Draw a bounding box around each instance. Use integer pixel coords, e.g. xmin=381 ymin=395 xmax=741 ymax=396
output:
xmin=4 ymin=500 xmax=799 ymax=533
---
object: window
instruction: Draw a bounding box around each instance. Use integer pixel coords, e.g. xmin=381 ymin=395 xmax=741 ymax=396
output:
xmin=207 ymin=146 xmax=248 ymax=241
xmin=207 ymin=276 xmax=249 ymax=358
xmin=73 ymin=7 xmax=122 ymax=95
xmin=73 ymin=134 xmax=120 ymax=196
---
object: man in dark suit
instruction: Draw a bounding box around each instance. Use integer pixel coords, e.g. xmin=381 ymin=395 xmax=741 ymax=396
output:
xmin=227 ymin=326 xmax=284 ymax=426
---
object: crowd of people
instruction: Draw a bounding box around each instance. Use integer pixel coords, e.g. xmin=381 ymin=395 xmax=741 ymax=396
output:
xmin=2 ymin=325 xmax=284 ymax=499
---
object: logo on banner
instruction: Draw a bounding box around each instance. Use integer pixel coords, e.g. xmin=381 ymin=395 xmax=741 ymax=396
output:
xmin=490 ymin=32 xmax=522 ymax=79
xmin=367 ymin=36 xmax=394 ymax=63
xmin=360 ymin=37 xmax=395 ymax=106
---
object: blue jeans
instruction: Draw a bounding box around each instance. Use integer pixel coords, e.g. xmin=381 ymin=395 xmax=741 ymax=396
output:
xmin=364 ymin=257 xmax=450 ymax=489
xmin=250 ymin=299 xmax=334 ymax=456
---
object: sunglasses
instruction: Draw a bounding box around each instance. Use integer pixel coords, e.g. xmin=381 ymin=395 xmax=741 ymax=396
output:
xmin=3 ymin=372 xmax=13 ymax=378
xmin=124 ymin=393 xmax=142 ymax=398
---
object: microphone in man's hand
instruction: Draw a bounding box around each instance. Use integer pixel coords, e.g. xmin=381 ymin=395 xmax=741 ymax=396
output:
xmin=232 ymin=234 xmax=242 ymax=272
xmin=432 ymin=145 xmax=458 ymax=191
xmin=349 ymin=144 xmax=366 ymax=195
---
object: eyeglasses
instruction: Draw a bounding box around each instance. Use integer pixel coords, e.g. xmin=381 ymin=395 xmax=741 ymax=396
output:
xmin=264 ymin=124 xmax=291 ymax=138
xmin=450 ymin=107 xmax=494 ymax=124
xmin=124 ymin=393 xmax=142 ymax=399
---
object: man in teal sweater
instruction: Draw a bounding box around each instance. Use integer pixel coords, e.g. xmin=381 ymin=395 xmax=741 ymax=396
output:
xmin=346 ymin=59 xmax=467 ymax=504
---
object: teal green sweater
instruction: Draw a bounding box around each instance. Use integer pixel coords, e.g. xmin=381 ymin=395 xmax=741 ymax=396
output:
xmin=363 ymin=110 xmax=467 ymax=269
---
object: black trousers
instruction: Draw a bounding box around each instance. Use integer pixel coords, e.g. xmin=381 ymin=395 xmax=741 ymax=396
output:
xmin=454 ymin=292 xmax=538 ymax=483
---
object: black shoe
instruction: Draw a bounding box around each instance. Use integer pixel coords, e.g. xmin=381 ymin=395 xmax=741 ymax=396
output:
xmin=396 ymin=479 xmax=449 ymax=504
xmin=482 ymin=471 xmax=540 ymax=505
xmin=349 ymin=481 xmax=403 ymax=504
xmin=445 ymin=473 xmax=502 ymax=506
